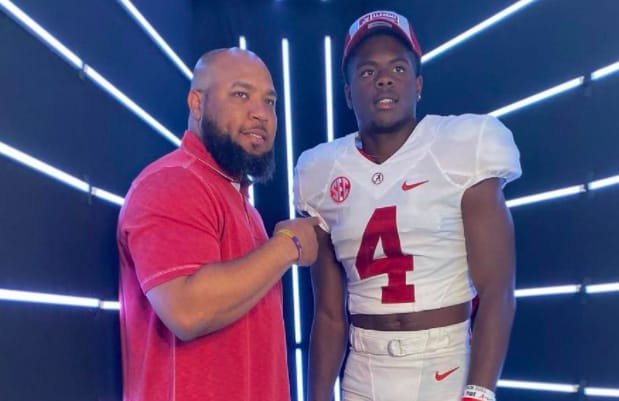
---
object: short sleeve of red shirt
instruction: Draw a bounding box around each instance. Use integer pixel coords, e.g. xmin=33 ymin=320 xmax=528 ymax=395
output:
xmin=121 ymin=166 xmax=221 ymax=293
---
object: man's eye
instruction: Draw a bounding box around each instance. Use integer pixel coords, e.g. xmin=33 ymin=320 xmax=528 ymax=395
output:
xmin=233 ymin=91 xmax=249 ymax=99
xmin=265 ymin=98 xmax=276 ymax=106
xmin=360 ymin=70 xmax=374 ymax=78
xmin=394 ymin=66 xmax=406 ymax=73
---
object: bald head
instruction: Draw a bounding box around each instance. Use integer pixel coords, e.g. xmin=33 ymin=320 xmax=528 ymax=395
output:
xmin=190 ymin=47 xmax=270 ymax=93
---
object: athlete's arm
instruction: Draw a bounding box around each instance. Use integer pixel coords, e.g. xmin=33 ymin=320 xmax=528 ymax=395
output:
xmin=308 ymin=227 xmax=349 ymax=401
xmin=147 ymin=217 xmax=319 ymax=341
xmin=461 ymin=177 xmax=516 ymax=391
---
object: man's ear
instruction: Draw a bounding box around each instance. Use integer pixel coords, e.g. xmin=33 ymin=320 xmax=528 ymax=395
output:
xmin=187 ymin=90 xmax=203 ymax=121
xmin=344 ymin=84 xmax=353 ymax=110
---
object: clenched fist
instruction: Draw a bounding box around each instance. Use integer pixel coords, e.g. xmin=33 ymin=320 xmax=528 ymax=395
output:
xmin=273 ymin=216 xmax=321 ymax=266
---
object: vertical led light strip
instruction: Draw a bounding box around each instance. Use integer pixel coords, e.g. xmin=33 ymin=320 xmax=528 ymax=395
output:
xmin=281 ymin=38 xmax=302 ymax=344
xmin=117 ymin=0 xmax=192 ymax=79
xmin=324 ymin=34 xmax=341 ymax=401
xmin=324 ymin=36 xmax=335 ymax=142
xmin=283 ymin=37 xmax=305 ymax=401
xmin=295 ymin=349 xmax=305 ymax=401
xmin=238 ymin=35 xmax=255 ymax=206
xmin=334 ymin=377 xmax=342 ymax=401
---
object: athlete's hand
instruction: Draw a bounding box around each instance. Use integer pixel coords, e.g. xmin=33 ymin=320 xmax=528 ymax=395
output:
xmin=273 ymin=216 xmax=320 ymax=266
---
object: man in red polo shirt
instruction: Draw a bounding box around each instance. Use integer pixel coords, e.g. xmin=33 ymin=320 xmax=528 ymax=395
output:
xmin=117 ymin=48 xmax=319 ymax=401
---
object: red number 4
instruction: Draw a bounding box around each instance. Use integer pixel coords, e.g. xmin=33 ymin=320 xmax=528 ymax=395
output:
xmin=355 ymin=206 xmax=414 ymax=303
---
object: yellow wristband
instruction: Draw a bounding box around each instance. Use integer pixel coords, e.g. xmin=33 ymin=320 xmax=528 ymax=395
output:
xmin=276 ymin=229 xmax=302 ymax=262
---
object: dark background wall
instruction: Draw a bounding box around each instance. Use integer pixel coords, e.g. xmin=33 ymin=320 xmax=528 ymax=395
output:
xmin=0 ymin=1 xmax=618 ymax=400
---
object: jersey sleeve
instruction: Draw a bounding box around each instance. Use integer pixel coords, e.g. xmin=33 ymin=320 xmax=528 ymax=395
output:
xmin=120 ymin=167 xmax=221 ymax=293
xmin=474 ymin=115 xmax=522 ymax=187
xmin=428 ymin=114 xmax=521 ymax=188
xmin=294 ymin=147 xmax=330 ymax=232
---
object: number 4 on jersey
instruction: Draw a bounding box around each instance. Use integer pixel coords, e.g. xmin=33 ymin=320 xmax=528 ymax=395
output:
xmin=355 ymin=206 xmax=414 ymax=303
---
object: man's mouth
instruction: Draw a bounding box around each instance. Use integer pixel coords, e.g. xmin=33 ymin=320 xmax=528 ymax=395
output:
xmin=242 ymin=128 xmax=267 ymax=144
xmin=375 ymin=96 xmax=398 ymax=109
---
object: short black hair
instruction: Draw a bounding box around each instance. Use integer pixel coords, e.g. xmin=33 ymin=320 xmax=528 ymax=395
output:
xmin=342 ymin=31 xmax=422 ymax=85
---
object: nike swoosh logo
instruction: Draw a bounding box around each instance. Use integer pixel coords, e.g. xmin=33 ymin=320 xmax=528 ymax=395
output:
xmin=401 ymin=180 xmax=429 ymax=191
xmin=435 ymin=366 xmax=459 ymax=381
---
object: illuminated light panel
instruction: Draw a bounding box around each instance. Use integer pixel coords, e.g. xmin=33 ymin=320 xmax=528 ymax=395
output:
xmin=515 ymin=285 xmax=580 ymax=298
xmin=117 ymin=0 xmax=192 ymax=80
xmin=506 ymin=185 xmax=585 ymax=208
xmin=586 ymin=282 xmax=619 ymax=294
xmin=0 ymin=139 xmax=88 ymax=192
xmin=334 ymin=377 xmax=342 ymax=401
xmin=3 ymin=280 xmax=616 ymax=311
xmin=489 ymin=77 xmax=584 ymax=118
xmin=585 ymin=387 xmax=619 ymax=398
xmin=498 ymin=379 xmax=579 ymax=393
xmin=422 ymin=0 xmax=538 ymax=64
xmin=100 ymin=301 xmax=121 ymax=310
xmin=588 ymin=175 xmax=619 ymax=190
xmin=0 ymin=0 xmax=179 ymax=147
xmin=499 ymin=381 xmax=619 ymax=397
xmin=591 ymin=60 xmax=619 ymax=81
xmin=281 ymin=38 xmax=303 ymax=345
xmin=90 ymin=187 xmax=125 ymax=206
xmin=239 ymin=35 xmax=247 ymax=50
xmin=489 ymin=59 xmax=619 ymax=118
xmin=324 ymin=36 xmax=335 ymax=142
xmin=295 ymin=349 xmax=304 ymax=401
xmin=505 ymin=173 xmax=619 ymax=208
xmin=0 ymin=0 xmax=83 ymax=68
xmin=0 ymin=288 xmax=100 ymax=309
xmin=83 ymin=65 xmax=180 ymax=146
xmin=0 ymin=138 xmax=125 ymax=206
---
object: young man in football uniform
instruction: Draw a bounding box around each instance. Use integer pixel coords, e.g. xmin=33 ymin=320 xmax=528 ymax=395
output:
xmin=294 ymin=10 xmax=521 ymax=401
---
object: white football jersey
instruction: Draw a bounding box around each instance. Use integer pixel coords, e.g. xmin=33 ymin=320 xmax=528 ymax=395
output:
xmin=294 ymin=114 xmax=521 ymax=315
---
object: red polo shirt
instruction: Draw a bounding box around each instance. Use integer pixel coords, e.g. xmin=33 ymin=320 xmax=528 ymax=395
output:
xmin=117 ymin=131 xmax=289 ymax=401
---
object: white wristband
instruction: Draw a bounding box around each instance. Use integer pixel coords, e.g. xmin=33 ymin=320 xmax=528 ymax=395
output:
xmin=463 ymin=384 xmax=496 ymax=401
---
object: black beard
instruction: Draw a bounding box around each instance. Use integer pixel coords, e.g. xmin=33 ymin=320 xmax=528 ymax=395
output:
xmin=200 ymin=114 xmax=275 ymax=183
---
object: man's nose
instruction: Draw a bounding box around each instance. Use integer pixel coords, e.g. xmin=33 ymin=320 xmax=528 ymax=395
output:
xmin=249 ymin=100 xmax=271 ymax=122
xmin=376 ymin=71 xmax=394 ymax=87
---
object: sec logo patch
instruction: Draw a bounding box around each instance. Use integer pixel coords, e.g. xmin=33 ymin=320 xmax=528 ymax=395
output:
xmin=330 ymin=176 xmax=351 ymax=203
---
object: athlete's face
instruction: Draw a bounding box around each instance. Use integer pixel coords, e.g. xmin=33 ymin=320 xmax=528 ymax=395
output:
xmin=345 ymin=33 xmax=422 ymax=135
